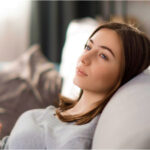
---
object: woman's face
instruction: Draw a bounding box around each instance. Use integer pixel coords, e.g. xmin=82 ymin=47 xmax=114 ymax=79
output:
xmin=73 ymin=28 xmax=123 ymax=94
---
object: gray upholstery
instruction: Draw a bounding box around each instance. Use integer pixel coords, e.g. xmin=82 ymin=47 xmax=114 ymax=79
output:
xmin=92 ymin=69 xmax=150 ymax=149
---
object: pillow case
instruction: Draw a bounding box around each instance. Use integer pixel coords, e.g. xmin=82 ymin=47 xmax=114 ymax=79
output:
xmin=0 ymin=44 xmax=62 ymax=139
xmin=92 ymin=68 xmax=150 ymax=149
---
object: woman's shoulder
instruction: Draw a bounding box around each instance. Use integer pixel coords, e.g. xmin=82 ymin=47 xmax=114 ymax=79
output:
xmin=23 ymin=105 xmax=56 ymax=114
xmin=7 ymin=106 xmax=57 ymax=149
xmin=9 ymin=105 xmax=57 ymax=138
xmin=17 ymin=105 xmax=57 ymax=123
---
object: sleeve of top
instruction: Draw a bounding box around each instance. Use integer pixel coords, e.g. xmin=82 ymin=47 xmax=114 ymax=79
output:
xmin=0 ymin=136 xmax=9 ymax=149
xmin=62 ymin=136 xmax=92 ymax=149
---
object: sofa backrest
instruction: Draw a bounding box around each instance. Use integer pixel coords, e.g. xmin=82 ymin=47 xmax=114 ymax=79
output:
xmin=92 ymin=68 xmax=150 ymax=149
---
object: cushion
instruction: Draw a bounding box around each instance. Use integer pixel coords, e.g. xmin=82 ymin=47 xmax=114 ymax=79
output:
xmin=0 ymin=44 xmax=62 ymax=139
xmin=92 ymin=68 xmax=150 ymax=149
xmin=59 ymin=17 xmax=99 ymax=99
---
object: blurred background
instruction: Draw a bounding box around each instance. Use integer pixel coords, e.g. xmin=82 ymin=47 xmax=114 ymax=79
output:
xmin=1 ymin=0 xmax=150 ymax=139
xmin=0 ymin=0 xmax=150 ymax=64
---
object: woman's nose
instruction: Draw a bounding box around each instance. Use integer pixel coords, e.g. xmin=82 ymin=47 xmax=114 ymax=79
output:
xmin=80 ymin=52 xmax=92 ymax=66
xmin=81 ymin=57 xmax=89 ymax=65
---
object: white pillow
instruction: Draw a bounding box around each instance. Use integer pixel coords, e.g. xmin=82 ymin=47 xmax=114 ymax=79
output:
xmin=92 ymin=68 xmax=150 ymax=149
xmin=59 ymin=17 xmax=99 ymax=99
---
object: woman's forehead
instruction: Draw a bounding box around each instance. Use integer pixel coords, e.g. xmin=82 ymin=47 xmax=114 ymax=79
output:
xmin=90 ymin=28 xmax=123 ymax=59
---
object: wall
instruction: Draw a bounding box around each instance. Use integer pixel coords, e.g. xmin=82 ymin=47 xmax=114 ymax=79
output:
xmin=0 ymin=0 xmax=31 ymax=61
xmin=115 ymin=1 xmax=150 ymax=36
xmin=127 ymin=1 xmax=150 ymax=35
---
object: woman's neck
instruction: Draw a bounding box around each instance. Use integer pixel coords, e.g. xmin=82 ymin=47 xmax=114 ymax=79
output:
xmin=61 ymin=90 xmax=106 ymax=116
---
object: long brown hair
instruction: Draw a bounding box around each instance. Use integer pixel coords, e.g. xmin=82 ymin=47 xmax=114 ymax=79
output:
xmin=55 ymin=22 xmax=150 ymax=125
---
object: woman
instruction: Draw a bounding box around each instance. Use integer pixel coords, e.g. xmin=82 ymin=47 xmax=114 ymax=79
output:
xmin=0 ymin=22 xmax=150 ymax=149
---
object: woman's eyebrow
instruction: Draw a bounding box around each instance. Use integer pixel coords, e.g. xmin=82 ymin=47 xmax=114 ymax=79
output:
xmin=100 ymin=45 xmax=116 ymax=58
xmin=89 ymin=39 xmax=116 ymax=58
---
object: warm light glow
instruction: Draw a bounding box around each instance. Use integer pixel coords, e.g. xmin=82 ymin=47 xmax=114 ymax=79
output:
xmin=0 ymin=0 xmax=26 ymax=20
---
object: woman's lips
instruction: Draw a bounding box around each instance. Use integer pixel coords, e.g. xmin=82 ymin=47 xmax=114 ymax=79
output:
xmin=76 ymin=67 xmax=88 ymax=76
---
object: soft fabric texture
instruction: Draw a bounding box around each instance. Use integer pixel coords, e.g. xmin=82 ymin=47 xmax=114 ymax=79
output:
xmin=92 ymin=68 xmax=150 ymax=149
xmin=0 ymin=105 xmax=100 ymax=149
xmin=0 ymin=45 xmax=62 ymax=139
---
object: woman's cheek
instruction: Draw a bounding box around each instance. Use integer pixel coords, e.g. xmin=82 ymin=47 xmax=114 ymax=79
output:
xmin=92 ymin=65 xmax=117 ymax=86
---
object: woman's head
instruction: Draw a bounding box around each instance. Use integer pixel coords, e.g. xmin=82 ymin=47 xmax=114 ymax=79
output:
xmin=74 ymin=22 xmax=150 ymax=96
xmin=74 ymin=28 xmax=124 ymax=96
xmin=56 ymin=22 xmax=150 ymax=125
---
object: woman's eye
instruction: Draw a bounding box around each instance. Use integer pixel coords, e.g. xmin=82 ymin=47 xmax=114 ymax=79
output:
xmin=100 ymin=54 xmax=108 ymax=60
xmin=84 ymin=44 xmax=91 ymax=50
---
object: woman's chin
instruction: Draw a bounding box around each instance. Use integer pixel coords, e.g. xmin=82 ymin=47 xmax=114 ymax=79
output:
xmin=73 ymin=77 xmax=78 ymax=86
xmin=73 ymin=77 xmax=82 ymax=88
xmin=73 ymin=77 xmax=86 ymax=90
